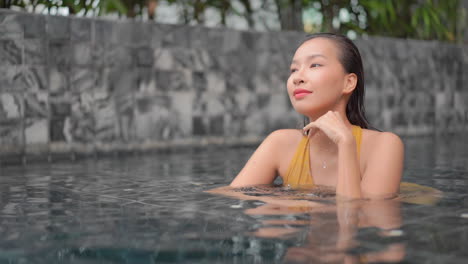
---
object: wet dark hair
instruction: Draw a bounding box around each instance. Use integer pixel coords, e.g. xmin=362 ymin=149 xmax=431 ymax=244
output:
xmin=300 ymin=33 xmax=370 ymax=129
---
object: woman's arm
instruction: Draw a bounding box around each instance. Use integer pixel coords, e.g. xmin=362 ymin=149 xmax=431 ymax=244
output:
xmin=360 ymin=132 xmax=404 ymax=198
xmin=303 ymin=111 xmax=404 ymax=199
xmin=230 ymin=130 xmax=287 ymax=187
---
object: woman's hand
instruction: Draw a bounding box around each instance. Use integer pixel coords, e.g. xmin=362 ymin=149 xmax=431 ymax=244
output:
xmin=302 ymin=111 xmax=354 ymax=146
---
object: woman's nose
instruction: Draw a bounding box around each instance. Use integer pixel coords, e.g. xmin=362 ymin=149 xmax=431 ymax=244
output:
xmin=293 ymin=71 xmax=305 ymax=85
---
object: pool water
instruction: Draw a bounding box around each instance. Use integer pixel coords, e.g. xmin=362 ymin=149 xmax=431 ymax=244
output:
xmin=0 ymin=134 xmax=468 ymax=263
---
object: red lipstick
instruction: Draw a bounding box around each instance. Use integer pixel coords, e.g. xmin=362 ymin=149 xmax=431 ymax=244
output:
xmin=293 ymin=89 xmax=312 ymax=99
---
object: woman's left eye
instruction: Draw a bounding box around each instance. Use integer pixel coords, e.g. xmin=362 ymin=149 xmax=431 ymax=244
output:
xmin=310 ymin=63 xmax=321 ymax=68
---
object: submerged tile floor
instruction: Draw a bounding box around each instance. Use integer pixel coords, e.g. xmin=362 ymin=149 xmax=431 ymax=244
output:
xmin=0 ymin=135 xmax=468 ymax=263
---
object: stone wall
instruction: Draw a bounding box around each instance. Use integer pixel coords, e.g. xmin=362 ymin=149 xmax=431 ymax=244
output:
xmin=0 ymin=10 xmax=467 ymax=164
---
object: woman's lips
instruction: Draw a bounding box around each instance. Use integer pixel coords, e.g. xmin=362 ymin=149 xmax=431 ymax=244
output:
xmin=293 ymin=89 xmax=312 ymax=99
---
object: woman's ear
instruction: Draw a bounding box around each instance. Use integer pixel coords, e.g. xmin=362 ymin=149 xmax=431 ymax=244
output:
xmin=343 ymin=73 xmax=358 ymax=95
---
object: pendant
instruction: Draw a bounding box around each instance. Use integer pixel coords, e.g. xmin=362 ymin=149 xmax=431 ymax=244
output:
xmin=322 ymin=161 xmax=327 ymax=169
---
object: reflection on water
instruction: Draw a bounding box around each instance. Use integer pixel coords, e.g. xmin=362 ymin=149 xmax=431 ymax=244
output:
xmin=209 ymin=183 xmax=441 ymax=264
xmin=0 ymin=135 xmax=467 ymax=263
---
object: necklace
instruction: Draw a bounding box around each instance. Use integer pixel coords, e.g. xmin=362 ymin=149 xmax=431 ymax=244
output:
xmin=322 ymin=161 xmax=327 ymax=169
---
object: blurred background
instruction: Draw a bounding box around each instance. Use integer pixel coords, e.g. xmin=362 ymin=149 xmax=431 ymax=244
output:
xmin=0 ymin=0 xmax=467 ymax=162
xmin=2 ymin=0 xmax=467 ymax=43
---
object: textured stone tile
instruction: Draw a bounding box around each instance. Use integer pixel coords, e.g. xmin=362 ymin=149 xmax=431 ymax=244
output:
xmin=24 ymin=38 xmax=46 ymax=65
xmin=206 ymin=71 xmax=226 ymax=94
xmin=49 ymin=98 xmax=71 ymax=143
xmin=135 ymin=47 xmax=154 ymax=67
xmin=225 ymin=71 xmax=251 ymax=92
xmin=0 ymin=39 xmax=22 ymax=65
xmin=70 ymin=18 xmax=91 ymax=41
xmin=0 ymin=66 xmax=19 ymax=92
xmin=222 ymin=30 xmax=242 ymax=53
xmin=192 ymin=92 xmax=225 ymax=136
xmin=71 ymin=42 xmax=92 ymax=66
xmin=69 ymin=93 xmax=95 ymax=143
xmin=24 ymin=91 xmax=48 ymax=119
xmin=155 ymin=69 xmax=191 ymax=92
xmin=154 ymin=48 xmax=212 ymax=71
xmin=46 ymin=15 xmax=70 ymax=40
xmin=49 ymin=66 xmax=69 ymax=94
xmin=135 ymin=95 xmax=187 ymax=140
xmin=0 ymin=12 xmax=23 ymax=39
xmin=255 ymin=32 xmax=279 ymax=52
xmin=252 ymin=73 xmax=272 ymax=93
xmin=243 ymin=94 xmax=271 ymax=136
xmin=24 ymin=118 xmax=48 ymax=145
xmin=19 ymin=13 xmax=45 ymax=39
xmin=136 ymin=67 xmax=158 ymax=95
xmin=268 ymin=93 xmax=298 ymax=130
xmin=111 ymin=70 xmax=137 ymax=142
xmin=158 ymin=24 xmax=190 ymax=48
xmin=93 ymin=90 xmax=118 ymax=143
xmin=191 ymin=71 xmax=207 ymax=92
xmin=94 ymin=45 xmax=134 ymax=67
xmin=0 ymin=92 xmax=23 ymax=120
xmin=0 ymin=119 xmax=24 ymax=153
xmin=187 ymin=26 xmax=209 ymax=50
xmin=94 ymin=20 xmax=118 ymax=45
xmin=48 ymin=40 xmax=72 ymax=67
xmin=70 ymin=67 xmax=97 ymax=94
xmin=49 ymin=116 xmax=71 ymax=142
xmin=116 ymin=21 xmax=151 ymax=47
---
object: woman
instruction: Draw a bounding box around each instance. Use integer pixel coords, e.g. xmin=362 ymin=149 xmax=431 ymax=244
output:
xmin=230 ymin=33 xmax=404 ymax=199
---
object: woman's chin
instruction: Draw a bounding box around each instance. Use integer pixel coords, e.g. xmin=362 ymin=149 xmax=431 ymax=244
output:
xmin=292 ymin=105 xmax=323 ymax=118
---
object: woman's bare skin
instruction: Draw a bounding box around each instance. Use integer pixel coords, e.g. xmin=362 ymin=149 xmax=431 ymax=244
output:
xmin=229 ymin=37 xmax=404 ymax=199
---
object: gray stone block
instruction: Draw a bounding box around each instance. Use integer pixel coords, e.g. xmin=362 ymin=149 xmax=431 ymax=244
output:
xmin=136 ymin=47 xmax=154 ymax=67
xmin=49 ymin=66 xmax=69 ymax=94
xmin=69 ymin=93 xmax=95 ymax=143
xmin=71 ymin=42 xmax=92 ymax=66
xmin=24 ymin=38 xmax=46 ymax=65
xmin=70 ymin=67 xmax=97 ymax=94
xmin=48 ymin=40 xmax=72 ymax=67
xmin=0 ymin=39 xmax=22 ymax=65
xmin=46 ymin=15 xmax=70 ymax=40
xmin=93 ymin=91 xmax=118 ymax=143
xmin=136 ymin=67 xmax=157 ymax=95
xmin=206 ymin=71 xmax=226 ymax=94
xmin=0 ymin=12 xmax=23 ymax=39
xmin=94 ymin=20 xmax=118 ymax=45
xmin=0 ymin=92 xmax=23 ymax=120
xmin=71 ymin=18 xmax=92 ymax=41
xmin=154 ymin=48 xmax=206 ymax=71
xmin=134 ymin=94 xmax=186 ymax=140
xmin=155 ymin=69 xmax=191 ymax=92
xmin=159 ymin=24 xmax=190 ymax=48
xmin=21 ymin=13 xmax=45 ymax=38
xmin=24 ymin=118 xmax=48 ymax=144
xmin=204 ymin=28 xmax=225 ymax=53
xmin=0 ymin=119 xmax=24 ymax=153
xmin=94 ymin=45 xmax=134 ymax=67
xmin=0 ymin=66 xmax=20 ymax=92
xmin=49 ymin=116 xmax=69 ymax=142
xmin=188 ymin=26 xmax=210 ymax=49
xmin=24 ymin=91 xmax=48 ymax=119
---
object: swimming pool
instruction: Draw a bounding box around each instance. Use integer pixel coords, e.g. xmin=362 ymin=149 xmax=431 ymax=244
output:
xmin=0 ymin=134 xmax=467 ymax=263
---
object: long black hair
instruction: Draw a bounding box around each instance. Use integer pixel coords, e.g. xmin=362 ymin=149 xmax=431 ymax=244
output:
xmin=299 ymin=33 xmax=370 ymax=129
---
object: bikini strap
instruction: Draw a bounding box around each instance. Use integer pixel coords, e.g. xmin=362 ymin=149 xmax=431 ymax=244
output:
xmin=352 ymin=125 xmax=362 ymax=160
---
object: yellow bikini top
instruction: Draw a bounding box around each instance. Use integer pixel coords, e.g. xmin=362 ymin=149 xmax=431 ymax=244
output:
xmin=283 ymin=125 xmax=362 ymax=188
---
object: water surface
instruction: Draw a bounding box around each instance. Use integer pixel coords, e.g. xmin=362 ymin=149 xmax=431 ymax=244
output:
xmin=0 ymin=135 xmax=467 ymax=263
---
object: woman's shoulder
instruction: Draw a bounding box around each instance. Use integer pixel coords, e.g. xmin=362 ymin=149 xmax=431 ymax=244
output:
xmin=361 ymin=128 xmax=404 ymax=154
xmin=266 ymin=129 xmax=304 ymax=146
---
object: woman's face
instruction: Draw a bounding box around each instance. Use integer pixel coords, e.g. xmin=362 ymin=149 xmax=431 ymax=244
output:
xmin=287 ymin=38 xmax=351 ymax=118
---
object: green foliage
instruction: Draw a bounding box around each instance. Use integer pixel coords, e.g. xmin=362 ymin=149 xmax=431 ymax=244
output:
xmin=359 ymin=0 xmax=464 ymax=42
